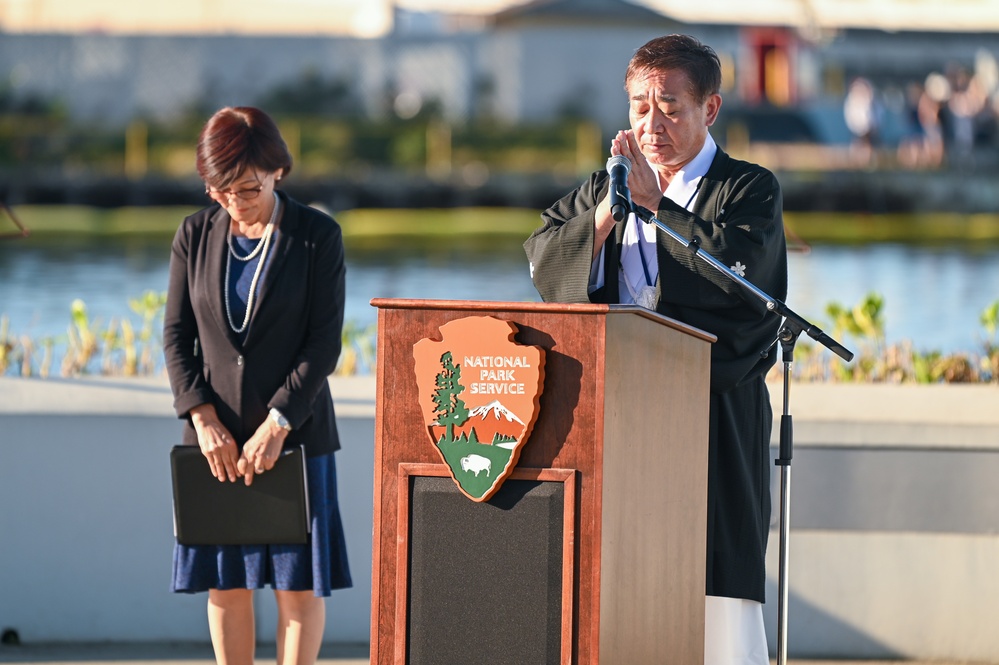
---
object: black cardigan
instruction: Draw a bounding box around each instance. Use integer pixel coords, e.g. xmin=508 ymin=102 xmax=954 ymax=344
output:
xmin=163 ymin=192 xmax=346 ymax=457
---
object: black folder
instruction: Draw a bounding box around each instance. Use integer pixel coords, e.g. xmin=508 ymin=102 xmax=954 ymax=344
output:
xmin=170 ymin=445 xmax=310 ymax=546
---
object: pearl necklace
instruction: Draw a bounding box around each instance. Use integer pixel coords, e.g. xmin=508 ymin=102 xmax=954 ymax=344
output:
xmin=224 ymin=193 xmax=280 ymax=334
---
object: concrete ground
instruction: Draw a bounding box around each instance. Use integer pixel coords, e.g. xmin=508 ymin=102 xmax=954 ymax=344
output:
xmin=0 ymin=642 xmax=984 ymax=665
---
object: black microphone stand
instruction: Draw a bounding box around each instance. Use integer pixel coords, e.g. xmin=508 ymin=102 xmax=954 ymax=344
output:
xmin=630 ymin=204 xmax=853 ymax=665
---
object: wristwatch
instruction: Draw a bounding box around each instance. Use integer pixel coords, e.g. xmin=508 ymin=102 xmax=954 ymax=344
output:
xmin=268 ymin=408 xmax=292 ymax=431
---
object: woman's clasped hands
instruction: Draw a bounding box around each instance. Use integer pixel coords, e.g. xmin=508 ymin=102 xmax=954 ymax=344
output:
xmin=236 ymin=417 xmax=289 ymax=486
xmin=190 ymin=403 xmax=287 ymax=485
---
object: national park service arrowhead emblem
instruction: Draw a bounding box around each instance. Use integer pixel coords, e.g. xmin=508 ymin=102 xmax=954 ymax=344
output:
xmin=413 ymin=316 xmax=545 ymax=502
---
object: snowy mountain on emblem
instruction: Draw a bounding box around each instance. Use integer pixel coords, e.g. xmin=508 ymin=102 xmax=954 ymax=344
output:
xmin=468 ymin=400 xmax=525 ymax=425
xmin=467 ymin=400 xmax=525 ymax=446
xmin=430 ymin=400 xmax=526 ymax=446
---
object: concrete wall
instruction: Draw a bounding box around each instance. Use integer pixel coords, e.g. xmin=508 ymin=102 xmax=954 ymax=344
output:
xmin=762 ymin=383 xmax=999 ymax=661
xmin=2 ymin=375 xmax=999 ymax=659
xmin=0 ymin=375 xmax=374 ymax=646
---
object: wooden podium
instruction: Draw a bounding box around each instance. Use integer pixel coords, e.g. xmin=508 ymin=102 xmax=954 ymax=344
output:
xmin=370 ymin=299 xmax=715 ymax=665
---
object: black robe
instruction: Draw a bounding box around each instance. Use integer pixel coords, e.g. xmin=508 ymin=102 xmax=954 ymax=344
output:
xmin=524 ymin=146 xmax=788 ymax=603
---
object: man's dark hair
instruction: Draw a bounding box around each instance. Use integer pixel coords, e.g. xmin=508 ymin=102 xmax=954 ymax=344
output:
xmin=625 ymin=34 xmax=722 ymax=104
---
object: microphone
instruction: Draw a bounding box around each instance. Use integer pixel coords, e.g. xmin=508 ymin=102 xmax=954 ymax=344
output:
xmin=606 ymin=155 xmax=632 ymax=222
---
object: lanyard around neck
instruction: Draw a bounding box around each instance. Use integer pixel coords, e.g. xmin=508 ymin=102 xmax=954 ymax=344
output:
xmin=629 ymin=180 xmax=703 ymax=288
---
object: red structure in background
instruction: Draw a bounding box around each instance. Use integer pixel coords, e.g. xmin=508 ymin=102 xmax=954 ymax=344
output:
xmin=741 ymin=27 xmax=800 ymax=107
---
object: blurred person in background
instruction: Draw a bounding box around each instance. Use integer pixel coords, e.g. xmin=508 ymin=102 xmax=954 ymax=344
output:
xmin=898 ymin=73 xmax=948 ymax=168
xmin=897 ymin=81 xmax=930 ymax=168
xmin=945 ymin=64 xmax=989 ymax=165
xmin=525 ymin=34 xmax=787 ymax=665
xmin=843 ymin=76 xmax=882 ymax=167
xmin=163 ymin=106 xmax=351 ymax=665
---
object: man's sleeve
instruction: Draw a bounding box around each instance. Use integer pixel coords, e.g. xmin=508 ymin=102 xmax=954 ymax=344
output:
xmin=524 ymin=171 xmax=611 ymax=304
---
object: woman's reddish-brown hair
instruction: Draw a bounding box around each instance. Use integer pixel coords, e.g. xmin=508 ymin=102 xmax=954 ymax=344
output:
xmin=196 ymin=106 xmax=293 ymax=189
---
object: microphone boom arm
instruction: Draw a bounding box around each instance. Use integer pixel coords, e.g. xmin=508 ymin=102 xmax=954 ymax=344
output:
xmin=631 ymin=204 xmax=853 ymax=362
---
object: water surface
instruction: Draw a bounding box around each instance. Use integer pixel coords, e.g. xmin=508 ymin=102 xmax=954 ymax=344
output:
xmin=2 ymin=231 xmax=997 ymax=360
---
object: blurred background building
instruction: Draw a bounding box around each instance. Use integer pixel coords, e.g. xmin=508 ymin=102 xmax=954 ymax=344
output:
xmin=1 ymin=0 xmax=997 ymax=209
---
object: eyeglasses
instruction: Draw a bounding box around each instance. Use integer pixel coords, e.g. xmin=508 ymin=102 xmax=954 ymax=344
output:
xmin=205 ymin=185 xmax=264 ymax=201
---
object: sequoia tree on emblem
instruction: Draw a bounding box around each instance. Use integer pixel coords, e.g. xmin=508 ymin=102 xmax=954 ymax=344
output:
xmin=413 ymin=316 xmax=545 ymax=501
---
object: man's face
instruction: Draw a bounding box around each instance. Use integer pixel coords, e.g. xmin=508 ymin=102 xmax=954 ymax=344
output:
xmin=627 ymin=68 xmax=721 ymax=175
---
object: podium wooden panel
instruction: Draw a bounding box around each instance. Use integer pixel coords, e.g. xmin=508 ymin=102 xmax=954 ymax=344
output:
xmin=370 ymin=299 xmax=714 ymax=665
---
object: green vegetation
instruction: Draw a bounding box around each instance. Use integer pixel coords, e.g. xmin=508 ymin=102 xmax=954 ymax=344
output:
xmin=0 ymin=293 xmax=378 ymax=380
xmin=11 ymin=205 xmax=999 ymax=248
xmin=0 ymin=296 xmax=164 ymax=379
xmin=0 ymin=111 xmax=601 ymax=185
xmin=4 ymin=290 xmax=999 ymax=384
xmin=786 ymin=293 xmax=999 ymax=384
xmin=784 ymin=212 xmax=999 ymax=246
xmin=337 ymin=320 xmax=377 ymax=376
xmin=8 ymin=205 xmax=543 ymax=246
xmin=6 ymin=205 xmax=196 ymax=238
xmin=337 ymin=207 xmax=542 ymax=253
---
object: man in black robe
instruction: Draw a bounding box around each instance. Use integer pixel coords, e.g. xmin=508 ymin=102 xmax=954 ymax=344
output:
xmin=524 ymin=34 xmax=787 ymax=664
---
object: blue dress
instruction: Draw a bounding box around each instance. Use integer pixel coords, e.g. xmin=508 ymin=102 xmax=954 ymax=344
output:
xmin=171 ymin=452 xmax=352 ymax=596
xmin=171 ymin=234 xmax=351 ymax=596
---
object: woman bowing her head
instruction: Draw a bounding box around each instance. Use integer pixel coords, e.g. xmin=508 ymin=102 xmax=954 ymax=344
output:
xmin=163 ymin=106 xmax=351 ymax=665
